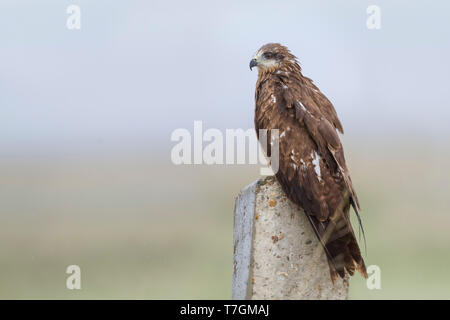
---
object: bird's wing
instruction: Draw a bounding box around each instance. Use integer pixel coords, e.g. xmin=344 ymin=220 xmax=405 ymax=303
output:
xmin=274 ymin=78 xmax=365 ymax=243
xmin=276 ymin=79 xmax=360 ymax=211
xmin=270 ymin=79 xmax=367 ymax=279
xmin=302 ymin=76 xmax=344 ymax=134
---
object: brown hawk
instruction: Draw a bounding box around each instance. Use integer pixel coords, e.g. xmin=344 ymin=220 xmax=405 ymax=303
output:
xmin=250 ymin=43 xmax=367 ymax=281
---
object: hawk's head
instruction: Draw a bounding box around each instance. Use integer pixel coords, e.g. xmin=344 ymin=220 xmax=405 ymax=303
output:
xmin=249 ymin=43 xmax=297 ymax=74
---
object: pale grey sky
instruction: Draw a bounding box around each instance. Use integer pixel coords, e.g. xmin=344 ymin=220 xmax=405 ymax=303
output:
xmin=1 ymin=0 xmax=449 ymax=155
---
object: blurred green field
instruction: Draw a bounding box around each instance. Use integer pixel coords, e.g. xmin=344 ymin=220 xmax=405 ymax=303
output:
xmin=0 ymin=140 xmax=449 ymax=299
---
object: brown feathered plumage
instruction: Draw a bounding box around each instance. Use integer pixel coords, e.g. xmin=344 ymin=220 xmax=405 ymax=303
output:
xmin=250 ymin=43 xmax=367 ymax=282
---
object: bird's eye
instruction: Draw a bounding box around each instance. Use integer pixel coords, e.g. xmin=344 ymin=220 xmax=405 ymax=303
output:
xmin=263 ymin=52 xmax=274 ymax=59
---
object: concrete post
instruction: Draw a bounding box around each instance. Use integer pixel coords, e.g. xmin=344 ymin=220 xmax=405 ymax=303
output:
xmin=232 ymin=176 xmax=349 ymax=300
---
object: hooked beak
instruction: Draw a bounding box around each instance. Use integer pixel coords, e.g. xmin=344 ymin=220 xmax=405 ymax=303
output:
xmin=249 ymin=58 xmax=258 ymax=70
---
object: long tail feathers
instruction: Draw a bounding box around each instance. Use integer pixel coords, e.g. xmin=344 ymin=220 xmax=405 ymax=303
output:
xmin=306 ymin=211 xmax=368 ymax=282
xmin=351 ymin=196 xmax=367 ymax=255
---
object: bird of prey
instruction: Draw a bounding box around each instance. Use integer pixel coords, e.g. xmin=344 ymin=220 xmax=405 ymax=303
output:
xmin=250 ymin=43 xmax=367 ymax=281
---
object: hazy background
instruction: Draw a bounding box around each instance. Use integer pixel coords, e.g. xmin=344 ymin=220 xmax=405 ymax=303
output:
xmin=0 ymin=0 xmax=449 ymax=299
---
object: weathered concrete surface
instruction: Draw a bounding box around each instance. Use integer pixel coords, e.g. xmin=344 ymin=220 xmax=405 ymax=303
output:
xmin=232 ymin=176 xmax=348 ymax=300
xmin=232 ymin=180 xmax=258 ymax=300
